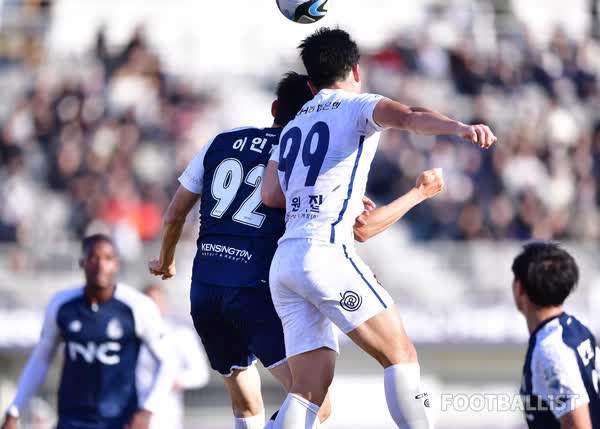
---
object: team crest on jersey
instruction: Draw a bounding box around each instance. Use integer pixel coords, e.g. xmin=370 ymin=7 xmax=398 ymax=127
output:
xmin=340 ymin=291 xmax=362 ymax=312
xmin=106 ymin=318 xmax=123 ymax=340
xmin=68 ymin=320 xmax=82 ymax=333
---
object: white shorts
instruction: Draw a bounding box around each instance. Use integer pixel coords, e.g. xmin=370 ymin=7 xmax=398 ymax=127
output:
xmin=269 ymin=238 xmax=394 ymax=358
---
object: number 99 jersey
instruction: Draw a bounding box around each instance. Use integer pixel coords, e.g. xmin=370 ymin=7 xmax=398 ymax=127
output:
xmin=272 ymin=89 xmax=386 ymax=246
xmin=179 ymin=127 xmax=285 ymax=289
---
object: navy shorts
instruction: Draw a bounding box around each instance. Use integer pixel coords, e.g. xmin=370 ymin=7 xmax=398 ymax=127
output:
xmin=190 ymin=284 xmax=286 ymax=376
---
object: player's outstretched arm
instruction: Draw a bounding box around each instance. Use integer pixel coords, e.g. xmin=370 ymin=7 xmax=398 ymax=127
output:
xmin=373 ymin=100 xmax=497 ymax=149
xmin=559 ymin=404 xmax=593 ymax=429
xmin=262 ymin=160 xmax=286 ymax=209
xmin=2 ymin=299 xmax=61 ymax=428
xmin=149 ymin=185 xmax=200 ymax=280
xmin=353 ymin=168 xmax=444 ymax=242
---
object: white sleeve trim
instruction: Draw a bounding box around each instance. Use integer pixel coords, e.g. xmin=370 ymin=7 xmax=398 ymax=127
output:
xmin=355 ymin=93 xmax=388 ymax=135
xmin=9 ymin=288 xmax=82 ymax=414
xmin=531 ymin=331 xmax=590 ymax=418
xmin=178 ymin=138 xmax=215 ymax=195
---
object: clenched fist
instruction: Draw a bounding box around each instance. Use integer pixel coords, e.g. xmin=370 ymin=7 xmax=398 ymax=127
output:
xmin=148 ymin=259 xmax=176 ymax=280
xmin=458 ymin=123 xmax=497 ymax=149
xmin=416 ymin=168 xmax=445 ymax=199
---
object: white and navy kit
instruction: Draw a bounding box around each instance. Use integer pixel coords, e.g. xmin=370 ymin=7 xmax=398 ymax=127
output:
xmin=269 ymin=89 xmax=394 ymax=358
xmin=179 ymin=127 xmax=288 ymax=376
xmin=521 ymin=313 xmax=600 ymax=428
xmin=7 ymin=285 xmax=172 ymax=429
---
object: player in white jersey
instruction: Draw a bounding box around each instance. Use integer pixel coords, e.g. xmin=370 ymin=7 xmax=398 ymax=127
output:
xmin=261 ymin=28 xmax=497 ymax=429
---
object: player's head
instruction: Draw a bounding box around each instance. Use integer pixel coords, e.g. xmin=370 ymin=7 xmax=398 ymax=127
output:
xmin=272 ymin=72 xmax=313 ymax=127
xmin=80 ymin=234 xmax=119 ymax=290
xmin=511 ymin=242 xmax=579 ymax=312
xmin=143 ymin=284 xmax=168 ymax=317
xmin=298 ymin=27 xmax=361 ymax=92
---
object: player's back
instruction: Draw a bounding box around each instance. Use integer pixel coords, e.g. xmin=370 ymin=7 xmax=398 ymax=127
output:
xmin=276 ymin=89 xmax=385 ymax=245
xmin=521 ymin=313 xmax=600 ymax=429
xmin=187 ymin=127 xmax=285 ymax=289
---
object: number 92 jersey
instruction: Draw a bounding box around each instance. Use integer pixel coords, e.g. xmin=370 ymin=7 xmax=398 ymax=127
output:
xmin=179 ymin=127 xmax=285 ymax=289
xmin=272 ymin=89 xmax=386 ymax=245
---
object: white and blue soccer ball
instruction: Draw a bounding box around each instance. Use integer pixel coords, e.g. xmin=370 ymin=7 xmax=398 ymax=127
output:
xmin=276 ymin=0 xmax=329 ymax=24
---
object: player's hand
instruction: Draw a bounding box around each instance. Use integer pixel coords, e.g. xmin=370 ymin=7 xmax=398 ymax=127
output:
xmin=1 ymin=415 xmax=18 ymax=429
xmin=416 ymin=168 xmax=445 ymax=199
xmin=148 ymin=259 xmax=176 ymax=280
xmin=355 ymin=196 xmax=377 ymax=226
xmin=457 ymin=123 xmax=497 ymax=149
xmin=124 ymin=409 xmax=152 ymax=429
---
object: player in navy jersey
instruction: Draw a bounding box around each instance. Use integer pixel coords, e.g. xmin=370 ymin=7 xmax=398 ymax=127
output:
xmin=512 ymin=242 xmax=600 ymax=429
xmin=1 ymin=234 xmax=173 ymax=429
xmin=149 ymin=71 xmax=446 ymax=429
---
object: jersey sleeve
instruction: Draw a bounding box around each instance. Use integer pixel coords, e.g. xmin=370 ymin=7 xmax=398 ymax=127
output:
xmin=178 ymin=139 xmax=214 ymax=195
xmin=532 ymin=340 xmax=590 ymax=418
xmin=352 ymin=93 xmax=388 ymax=136
xmin=134 ymin=298 xmax=175 ymax=413
xmin=269 ymin=143 xmax=280 ymax=164
xmin=8 ymin=295 xmax=63 ymax=416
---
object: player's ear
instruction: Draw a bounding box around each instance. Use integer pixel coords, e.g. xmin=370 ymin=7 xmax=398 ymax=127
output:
xmin=307 ymin=80 xmax=318 ymax=96
xmin=352 ymin=64 xmax=361 ymax=84
xmin=271 ymin=100 xmax=278 ymax=119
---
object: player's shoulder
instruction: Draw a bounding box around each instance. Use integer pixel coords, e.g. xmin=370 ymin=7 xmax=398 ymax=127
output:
xmin=47 ymin=287 xmax=84 ymax=314
xmin=213 ymin=126 xmax=268 ymax=141
xmin=533 ymin=315 xmax=580 ymax=365
xmin=113 ymin=283 xmax=157 ymax=314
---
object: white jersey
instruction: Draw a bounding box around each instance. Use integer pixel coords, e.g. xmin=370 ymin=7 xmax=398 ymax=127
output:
xmin=271 ymin=89 xmax=387 ymax=245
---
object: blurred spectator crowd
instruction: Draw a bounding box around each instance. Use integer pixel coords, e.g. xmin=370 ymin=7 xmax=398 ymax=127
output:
xmin=1 ymin=11 xmax=600 ymax=254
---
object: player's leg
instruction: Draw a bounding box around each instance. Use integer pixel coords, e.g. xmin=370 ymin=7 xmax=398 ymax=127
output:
xmin=190 ymin=286 xmax=266 ymax=429
xmin=268 ymin=240 xmax=340 ymax=429
xmin=222 ymin=366 xmax=266 ymax=428
xmin=236 ymin=286 xmax=333 ymax=427
xmin=338 ymin=247 xmax=432 ymax=429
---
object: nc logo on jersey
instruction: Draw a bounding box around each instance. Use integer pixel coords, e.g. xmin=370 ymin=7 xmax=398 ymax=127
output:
xmin=68 ymin=320 xmax=82 ymax=333
xmin=67 ymin=341 xmax=121 ymax=365
xmin=340 ymin=291 xmax=362 ymax=312
xmin=106 ymin=318 xmax=123 ymax=340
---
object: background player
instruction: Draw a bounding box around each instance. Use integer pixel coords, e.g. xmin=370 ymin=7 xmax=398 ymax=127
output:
xmin=136 ymin=285 xmax=210 ymax=429
xmin=512 ymin=242 xmax=600 ymax=429
xmin=262 ymin=28 xmax=496 ymax=429
xmin=1 ymin=234 xmax=173 ymax=429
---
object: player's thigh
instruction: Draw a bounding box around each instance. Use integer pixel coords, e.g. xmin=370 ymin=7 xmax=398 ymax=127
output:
xmin=269 ymin=267 xmax=339 ymax=359
xmin=190 ymin=286 xmax=255 ymax=376
xmin=346 ymin=306 xmax=417 ymax=368
xmin=222 ymin=365 xmax=265 ymax=418
xmin=303 ymin=243 xmax=395 ymax=335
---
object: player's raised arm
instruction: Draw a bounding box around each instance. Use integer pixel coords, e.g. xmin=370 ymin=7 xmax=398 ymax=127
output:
xmin=2 ymin=296 xmax=62 ymax=429
xmin=373 ymin=100 xmax=497 ymax=149
xmin=149 ymin=143 xmax=209 ymax=279
xmin=353 ymin=168 xmax=444 ymax=242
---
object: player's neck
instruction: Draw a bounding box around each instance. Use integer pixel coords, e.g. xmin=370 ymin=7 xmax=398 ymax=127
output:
xmin=526 ymin=306 xmax=563 ymax=335
xmin=84 ymin=283 xmax=116 ymax=305
xmin=323 ymin=80 xmax=360 ymax=94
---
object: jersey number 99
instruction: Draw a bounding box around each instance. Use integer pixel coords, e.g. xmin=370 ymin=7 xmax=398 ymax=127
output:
xmin=279 ymin=121 xmax=330 ymax=190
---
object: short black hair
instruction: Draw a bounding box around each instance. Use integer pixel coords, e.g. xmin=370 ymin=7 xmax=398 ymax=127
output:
xmin=511 ymin=242 xmax=579 ymax=307
xmin=274 ymin=72 xmax=312 ymax=127
xmin=298 ymin=27 xmax=360 ymax=89
xmin=82 ymin=234 xmax=114 ymax=256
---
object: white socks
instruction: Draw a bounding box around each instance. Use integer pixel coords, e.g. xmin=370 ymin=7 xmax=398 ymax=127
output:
xmin=384 ymin=363 xmax=433 ymax=429
xmin=234 ymin=411 xmax=265 ymax=429
xmin=273 ymin=393 xmax=320 ymax=429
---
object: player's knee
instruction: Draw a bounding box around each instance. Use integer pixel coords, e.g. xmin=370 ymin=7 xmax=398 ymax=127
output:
xmin=317 ymin=395 xmax=333 ymax=422
xmin=379 ymin=339 xmax=418 ymax=368
xmin=230 ymin=394 xmax=264 ymax=418
xmin=290 ymin=373 xmax=333 ymax=406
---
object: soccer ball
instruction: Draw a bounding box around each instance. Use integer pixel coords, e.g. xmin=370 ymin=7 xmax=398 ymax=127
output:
xmin=276 ymin=0 xmax=329 ymax=24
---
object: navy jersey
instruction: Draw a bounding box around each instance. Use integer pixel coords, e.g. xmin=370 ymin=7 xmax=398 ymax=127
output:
xmin=8 ymin=285 xmax=172 ymax=429
xmin=521 ymin=313 xmax=600 ymax=428
xmin=179 ymin=127 xmax=285 ymax=289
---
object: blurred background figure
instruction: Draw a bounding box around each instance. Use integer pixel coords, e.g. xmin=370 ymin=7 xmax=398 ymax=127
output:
xmin=136 ymin=285 xmax=210 ymax=429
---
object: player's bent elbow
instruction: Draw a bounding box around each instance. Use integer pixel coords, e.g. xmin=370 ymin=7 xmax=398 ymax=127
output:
xmin=353 ymin=228 xmax=370 ymax=243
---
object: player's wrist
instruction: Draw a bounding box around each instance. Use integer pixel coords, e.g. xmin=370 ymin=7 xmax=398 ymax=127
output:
xmin=411 ymin=186 xmax=429 ymax=202
xmin=453 ymin=121 xmax=468 ymax=137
